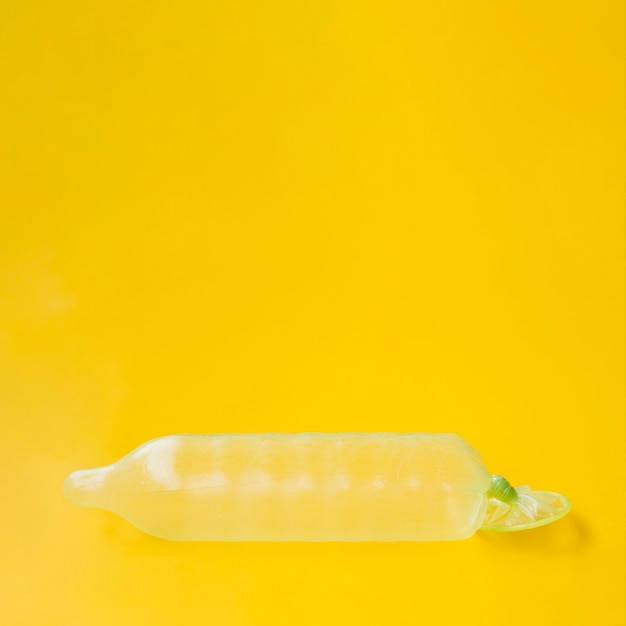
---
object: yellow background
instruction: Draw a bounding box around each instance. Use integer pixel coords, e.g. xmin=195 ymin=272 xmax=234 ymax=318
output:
xmin=1 ymin=1 xmax=624 ymax=624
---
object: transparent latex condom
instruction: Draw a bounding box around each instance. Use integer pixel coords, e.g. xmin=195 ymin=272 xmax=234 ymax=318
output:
xmin=64 ymin=433 xmax=571 ymax=541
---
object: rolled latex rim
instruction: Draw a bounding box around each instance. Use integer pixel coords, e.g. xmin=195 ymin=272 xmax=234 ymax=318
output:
xmin=481 ymin=479 xmax=572 ymax=533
